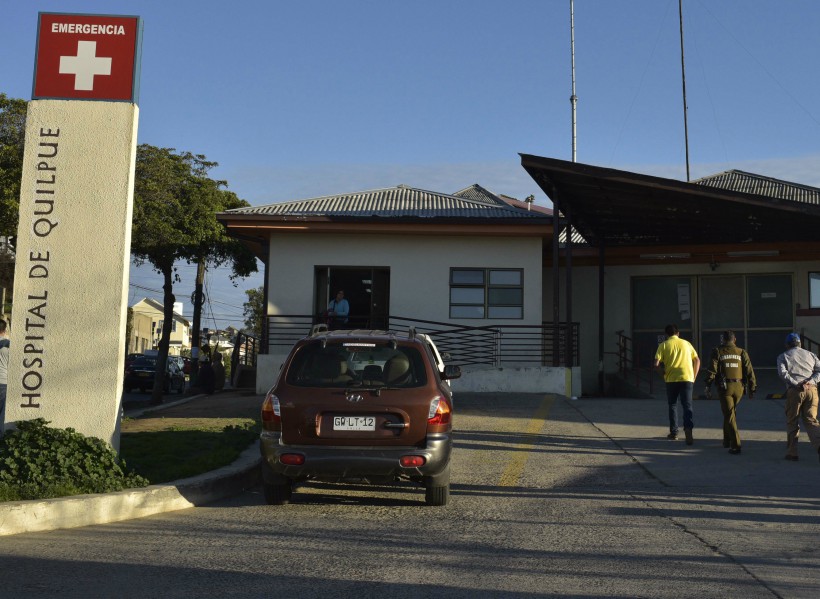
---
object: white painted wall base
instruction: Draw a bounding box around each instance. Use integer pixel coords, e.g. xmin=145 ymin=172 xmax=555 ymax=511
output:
xmin=256 ymin=354 xmax=582 ymax=397
xmin=450 ymin=365 xmax=582 ymax=396
xmin=255 ymin=353 xmax=286 ymax=394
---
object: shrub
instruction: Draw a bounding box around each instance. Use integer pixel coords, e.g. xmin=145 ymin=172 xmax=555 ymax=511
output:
xmin=0 ymin=418 xmax=149 ymax=501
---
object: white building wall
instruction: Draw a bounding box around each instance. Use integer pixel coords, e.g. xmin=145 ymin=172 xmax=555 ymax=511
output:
xmin=257 ymin=232 xmax=544 ymax=392
xmin=267 ymin=232 xmax=542 ymax=324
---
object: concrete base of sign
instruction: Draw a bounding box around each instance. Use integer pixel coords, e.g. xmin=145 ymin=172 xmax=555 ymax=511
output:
xmin=4 ymin=100 xmax=138 ymax=449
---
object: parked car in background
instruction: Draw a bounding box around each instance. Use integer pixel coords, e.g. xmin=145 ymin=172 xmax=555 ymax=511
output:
xmin=259 ymin=327 xmax=461 ymax=506
xmin=169 ymin=355 xmax=185 ymax=372
xmin=123 ymin=355 xmax=186 ymax=394
xmin=125 ymin=353 xmax=142 ymax=369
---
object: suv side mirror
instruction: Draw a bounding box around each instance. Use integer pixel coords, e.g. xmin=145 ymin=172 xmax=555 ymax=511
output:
xmin=442 ymin=365 xmax=461 ymax=380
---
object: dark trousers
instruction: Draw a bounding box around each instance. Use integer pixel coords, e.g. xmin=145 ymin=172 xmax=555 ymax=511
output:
xmin=666 ymin=381 xmax=694 ymax=433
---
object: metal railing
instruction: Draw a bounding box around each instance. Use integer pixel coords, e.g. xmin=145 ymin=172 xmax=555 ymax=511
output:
xmin=265 ymin=314 xmax=580 ymax=367
xmin=802 ymin=334 xmax=820 ymax=356
xmin=610 ymin=330 xmax=655 ymax=394
xmin=232 ymin=331 xmax=259 ymax=368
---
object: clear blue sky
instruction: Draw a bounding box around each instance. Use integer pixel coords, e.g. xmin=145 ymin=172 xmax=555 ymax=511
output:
xmin=4 ymin=1 xmax=820 ymax=330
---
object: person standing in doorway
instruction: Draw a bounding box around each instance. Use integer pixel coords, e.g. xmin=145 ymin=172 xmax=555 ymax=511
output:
xmin=703 ymin=330 xmax=757 ymax=455
xmin=776 ymin=332 xmax=820 ymax=463
xmin=327 ymin=290 xmax=349 ymax=330
xmin=654 ymin=324 xmax=701 ymax=445
xmin=0 ymin=318 xmax=9 ymax=426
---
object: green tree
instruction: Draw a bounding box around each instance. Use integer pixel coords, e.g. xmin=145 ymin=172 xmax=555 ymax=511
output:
xmin=0 ymin=94 xmax=26 ymax=301
xmin=131 ymin=145 xmax=257 ymax=404
xmin=0 ymin=93 xmax=26 ymax=240
xmin=243 ymin=286 xmax=264 ymax=337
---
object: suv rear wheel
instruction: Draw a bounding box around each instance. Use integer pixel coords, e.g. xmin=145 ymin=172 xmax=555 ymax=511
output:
xmin=423 ymin=464 xmax=450 ymax=506
xmin=263 ymin=472 xmax=293 ymax=505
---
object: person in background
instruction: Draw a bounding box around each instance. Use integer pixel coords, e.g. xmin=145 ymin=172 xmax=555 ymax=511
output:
xmin=654 ymin=324 xmax=701 ymax=445
xmin=0 ymin=318 xmax=9 ymax=427
xmin=197 ymin=352 xmax=215 ymax=395
xmin=776 ymin=332 xmax=820 ymax=463
xmin=212 ymin=351 xmax=226 ymax=392
xmin=327 ymin=290 xmax=349 ymax=330
xmin=703 ymin=330 xmax=757 ymax=455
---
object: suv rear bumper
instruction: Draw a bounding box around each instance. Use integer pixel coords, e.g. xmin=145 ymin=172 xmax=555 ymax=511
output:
xmin=260 ymin=431 xmax=451 ymax=481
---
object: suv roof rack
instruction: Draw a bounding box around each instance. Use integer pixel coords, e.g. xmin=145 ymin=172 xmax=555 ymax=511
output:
xmin=310 ymin=323 xmax=329 ymax=337
xmin=408 ymin=327 xmax=416 ymax=340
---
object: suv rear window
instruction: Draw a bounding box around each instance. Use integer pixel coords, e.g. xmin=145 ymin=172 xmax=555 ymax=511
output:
xmin=286 ymin=342 xmax=428 ymax=388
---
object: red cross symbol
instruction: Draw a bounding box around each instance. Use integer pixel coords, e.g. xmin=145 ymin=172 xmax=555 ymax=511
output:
xmin=59 ymin=41 xmax=113 ymax=91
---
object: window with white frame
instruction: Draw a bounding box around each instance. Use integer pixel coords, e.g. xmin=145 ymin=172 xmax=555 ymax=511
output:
xmin=450 ymin=268 xmax=523 ymax=319
xmin=810 ymin=272 xmax=820 ymax=309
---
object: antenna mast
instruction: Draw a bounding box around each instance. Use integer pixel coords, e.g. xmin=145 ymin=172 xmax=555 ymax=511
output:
xmin=678 ymin=0 xmax=691 ymax=181
xmin=570 ymin=0 xmax=578 ymax=162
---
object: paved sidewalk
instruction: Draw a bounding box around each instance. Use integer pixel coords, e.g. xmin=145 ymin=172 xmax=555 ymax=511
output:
xmin=563 ymin=393 xmax=820 ymax=493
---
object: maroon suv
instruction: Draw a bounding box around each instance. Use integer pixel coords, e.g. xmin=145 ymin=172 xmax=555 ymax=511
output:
xmin=260 ymin=329 xmax=461 ymax=506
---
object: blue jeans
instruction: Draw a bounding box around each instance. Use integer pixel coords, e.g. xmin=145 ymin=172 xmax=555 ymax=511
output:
xmin=666 ymin=381 xmax=694 ymax=433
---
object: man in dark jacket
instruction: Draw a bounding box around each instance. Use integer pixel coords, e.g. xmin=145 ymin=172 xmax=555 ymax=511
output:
xmin=703 ymin=330 xmax=756 ymax=455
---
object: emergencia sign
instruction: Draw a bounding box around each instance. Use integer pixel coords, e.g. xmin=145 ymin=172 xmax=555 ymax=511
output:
xmin=33 ymin=12 xmax=143 ymax=102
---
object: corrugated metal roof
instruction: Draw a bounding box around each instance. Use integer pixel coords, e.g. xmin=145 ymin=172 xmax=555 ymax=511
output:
xmin=451 ymin=184 xmax=508 ymax=206
xmin=224 ymin=185 xmax=550 ymax=220
xmin=693 ymin=170 xmax=820 ymax=205
xmin=449 ymin=184 xmax=589 ymax=244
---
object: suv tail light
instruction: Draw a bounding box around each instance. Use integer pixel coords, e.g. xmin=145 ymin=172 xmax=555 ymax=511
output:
xmin=280 ymin=453 xmax=305 ymax=465
xmin=261 ymin=391 xmax=281 ymax=431
xmin=427 ymin=396 xmax=451 ymax=426
xmin=400 ymin=455 xmax=426 ymax=468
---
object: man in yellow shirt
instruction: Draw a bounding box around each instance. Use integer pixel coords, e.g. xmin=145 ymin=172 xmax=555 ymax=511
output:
xmin=654 ymin=324 xmax=701 ymax=445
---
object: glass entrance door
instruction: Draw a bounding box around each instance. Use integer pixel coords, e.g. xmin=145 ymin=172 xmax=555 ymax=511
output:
xmin=746 ymin=274 xmax=793 ymax=368
xmin=700 ymin=276 xmax=746 ymax=351
xmin=633 ymin=273 xmax=794 ymax=370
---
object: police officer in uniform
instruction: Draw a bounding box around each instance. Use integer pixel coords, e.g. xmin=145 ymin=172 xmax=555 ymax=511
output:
xmin=703 ymin=330 xmax=756 ymax=454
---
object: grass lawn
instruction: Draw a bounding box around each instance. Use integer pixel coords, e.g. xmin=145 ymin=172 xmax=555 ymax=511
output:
xmin=119 ymin=416 xmax=260 ymax=484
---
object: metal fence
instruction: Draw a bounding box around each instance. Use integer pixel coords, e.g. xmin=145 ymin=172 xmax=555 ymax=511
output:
xmin=265 ymin=314 xmax=580 ymax=367
xmin=609 ymin=330 xmax=655 ymax=394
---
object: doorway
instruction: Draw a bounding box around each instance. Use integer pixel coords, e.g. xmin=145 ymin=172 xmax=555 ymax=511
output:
xmin=315 ymin=267 xmax=390 ymax=329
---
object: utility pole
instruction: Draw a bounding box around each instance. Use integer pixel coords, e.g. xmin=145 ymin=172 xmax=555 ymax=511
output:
xmin=678 ymin=0 xmax=691 ymax=181
xmin=570 ymin=0 xmax=578 ymax=163
xmin=190 ymin=258 xmax=206 ymax=387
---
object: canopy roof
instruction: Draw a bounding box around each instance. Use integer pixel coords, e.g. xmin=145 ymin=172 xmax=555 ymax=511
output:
xmin=520 ymin=154 xmax=820 ymax=247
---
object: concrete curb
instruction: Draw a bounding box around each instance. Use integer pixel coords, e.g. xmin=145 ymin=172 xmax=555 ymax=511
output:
xmin=122 ymin=391 xmax=203 ymax=418
xmin=0 ymin=442 xmax=261 ymax=537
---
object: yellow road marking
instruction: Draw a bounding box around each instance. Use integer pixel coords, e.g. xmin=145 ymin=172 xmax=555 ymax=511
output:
xmin=498 ymin=394 xmax=554 ymax=487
